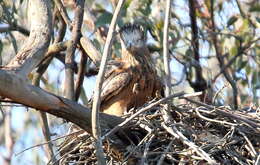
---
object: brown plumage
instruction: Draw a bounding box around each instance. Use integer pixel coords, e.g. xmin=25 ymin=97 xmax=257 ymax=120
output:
xmin=98 ymin=23 xmax=164 ymax=116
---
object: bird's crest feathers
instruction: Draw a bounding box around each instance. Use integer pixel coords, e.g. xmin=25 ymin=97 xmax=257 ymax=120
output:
xmin=119 ymin=23 xmax=146 ymax=49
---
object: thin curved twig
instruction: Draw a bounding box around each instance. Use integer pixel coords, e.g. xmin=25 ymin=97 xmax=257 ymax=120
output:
xmin=102 ymin=92 xmax=202 ymax=139
xmin=163 ymin=0 xmax=172 ymax=105
xmin=91 ymin=0 xmax=126 ymax=164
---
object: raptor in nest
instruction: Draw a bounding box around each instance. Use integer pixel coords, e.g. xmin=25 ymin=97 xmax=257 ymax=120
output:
xmin=97 ymin=23 xmax=164 ymax=116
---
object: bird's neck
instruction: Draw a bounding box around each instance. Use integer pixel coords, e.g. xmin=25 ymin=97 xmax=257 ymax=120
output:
xmin=121 ymin=47 xmax=152 ymax=67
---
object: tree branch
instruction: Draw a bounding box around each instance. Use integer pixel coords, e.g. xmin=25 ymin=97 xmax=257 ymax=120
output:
xmin=162 ymin=0 xmax=172 ymax=122
xmin=209 ymin=0 xmax=238 ymax=109
xmin=188 ymin=0 xmax=207 ymax=95
xmin=64 ymin=0 xmax=84 ymax=100
xmin=6 ymin=0 xmax=52 ymax=76
xmin=75 ymin=51 xmax=87 ymax=101
xmin=0 ymin=70 xmax=124 ymax=133
xmin=0 ymin=23 xmax=30 ymax=36
xmin=32 ymin=74 xmax=56 ymax=164
xmin=80 ymin=37 xmax=102 ymax=66
xmin=91 ymin=0 xmax=125 ymax=164
xmin=3 ymin=108 xmax=14 ymax=165
xmin=54 ymin=0 xmax=72 ymax=29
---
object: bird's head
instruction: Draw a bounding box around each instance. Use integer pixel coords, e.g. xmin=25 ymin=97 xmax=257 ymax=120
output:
xmin=119 ymin=23 xmax=147 ymax=51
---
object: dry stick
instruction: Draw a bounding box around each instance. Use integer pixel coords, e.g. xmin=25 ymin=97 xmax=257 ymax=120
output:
xmin=162 ymin=123 xmax=216 ymax=164
xmin=30 ymin=14 xmax=67 ymax=164
xmin=39 ymin=113 xmax=55 ymax=162
xmin=32 ymin=74 xmax=56 ymax=164
xmin=212 ymin=84 xmax=227 ymax=104
xmin=156 ymin=141 xmax=174 ymax=165
xmin=256 ymin=154 xmax=260 ymax=165
xmin=161 ymin=2 xmax=214 ymax=164
xmin=102 ymin=92 xmax=202 ymax=139
xmin=50 ymin=142 xmax=82 ymax=165
xmin=238 ymin=131 xmax=257 ymax=157
xmin=123 ymin=132 xmax=153 ymax=161
xmin=163 ymin=0 xmax=172 ymax=114
xmin=80 ymin=37 xmax=101 ymax=66
xmin=91 ymin=0 xmax=125 ymax=164
xmin=184 ymin=98 xmax=260 ymax=129
xmin=195 ymin=108 xmax=237 ymax=126
xmin=160 ymin=5 xmax=177 ymax=161
xmin=64 ymin=0 xmax=84 ymax=101
xmin=161 ymin=8 xmax=216 ymax=160
xmin=140 ymin=134 xmax=155 ymax=165
xmin=54 ymin=0 xmax=72 ymax=29
xmin=15 ymin=130 xmax=83 ymax=156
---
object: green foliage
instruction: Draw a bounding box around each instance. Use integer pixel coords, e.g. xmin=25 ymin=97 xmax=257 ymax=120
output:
xmin=95 ymin=11 xmax=113 ymax=28
xmin=0 ymin=0 xmax=260 ymax=164
xmin=227 ymin=15 xmax=238 ymax=27
xmin=249 ymin=4 xmax=260 ymax=12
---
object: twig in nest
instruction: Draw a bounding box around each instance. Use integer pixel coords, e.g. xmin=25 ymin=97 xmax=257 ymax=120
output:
xmin=15 ymin=130 xmax=83 ymax=156
xmin=156 ymin=140 xmax=174 ymax=165
xmin=162 ymin=123 xmax=217 ymax=164
xmin=212 ymin=84 xmax=227 ymax=104
xmin=102 ymin=92 xmax=187 ymax=139
xmin=238 ymin=130 xmax=257 ymax=158
xmin=183 ymin=98 xmax=260 ymax=131
xmin=195 ymin=108 xmax=237 ymax=126
xmin=140 ymin=134 xmax=155 ymax=165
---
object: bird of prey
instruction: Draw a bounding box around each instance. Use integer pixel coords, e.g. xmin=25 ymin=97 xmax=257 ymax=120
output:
xmin=98 ymin=23 xmax=164 ymax=116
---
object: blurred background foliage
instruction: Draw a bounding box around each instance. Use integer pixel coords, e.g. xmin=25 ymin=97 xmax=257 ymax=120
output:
xmin=0 ymin=0 xmax=259 ymax=164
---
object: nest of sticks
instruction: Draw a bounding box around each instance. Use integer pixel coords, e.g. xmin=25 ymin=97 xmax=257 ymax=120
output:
xmin=57 ymin=94 xmax=260 ymax=164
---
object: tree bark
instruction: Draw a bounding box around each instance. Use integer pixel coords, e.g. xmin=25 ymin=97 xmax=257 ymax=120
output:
xmin=6 ymin=0 xmax=52 ymax=76
xmin=0 ymin=70 xmax=124 ymax=133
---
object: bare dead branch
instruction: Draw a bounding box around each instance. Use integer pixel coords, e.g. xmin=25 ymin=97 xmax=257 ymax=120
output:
xmin=183 ymin=97 xmax=260 ymax=130
xmin=15 ymin=129 xmax=83 ymax=156
xmin=91 ymin=0 xmax=126 ymax=164
xmin=162 ymin=123 xmax=217 ymax=164
xmin=162 ymin=0 xmax=172 ymax=123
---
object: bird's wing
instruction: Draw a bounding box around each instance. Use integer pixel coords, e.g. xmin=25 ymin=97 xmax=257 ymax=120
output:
xmin=100 ymin=71 xmax=132 ymax=103
xmin=104 ymin=60 xmax=124 ymax=79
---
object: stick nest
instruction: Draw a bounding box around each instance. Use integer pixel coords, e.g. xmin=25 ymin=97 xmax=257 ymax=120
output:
xmin=57 ymin=99 xmax=260 ymax=164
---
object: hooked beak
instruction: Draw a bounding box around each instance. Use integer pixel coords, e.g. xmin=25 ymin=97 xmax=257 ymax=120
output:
xmin=126 ymin=41 xmax=133 ymax=49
